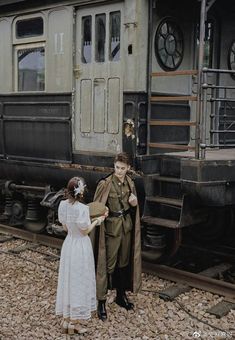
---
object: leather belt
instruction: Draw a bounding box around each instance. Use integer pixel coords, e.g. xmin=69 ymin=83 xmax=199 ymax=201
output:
xmin=109 ymin=208 xmax=130 ymax=218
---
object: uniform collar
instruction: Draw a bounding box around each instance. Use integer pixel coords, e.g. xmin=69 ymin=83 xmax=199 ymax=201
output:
xmin=112 ymin=174 xmax=126 ymax=186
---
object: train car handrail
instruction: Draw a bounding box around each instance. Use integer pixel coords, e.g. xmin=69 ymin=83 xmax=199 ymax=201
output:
xmin=200 ymin=68 xmax=235 ymax=158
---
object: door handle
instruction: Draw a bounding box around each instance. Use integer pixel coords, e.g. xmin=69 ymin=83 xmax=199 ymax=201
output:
xmin=74 ymin=65 xmax=82 ymax=79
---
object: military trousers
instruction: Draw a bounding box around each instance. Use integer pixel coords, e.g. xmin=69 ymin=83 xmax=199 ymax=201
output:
xmin=97 ymin=229 xmax=131 ymax=300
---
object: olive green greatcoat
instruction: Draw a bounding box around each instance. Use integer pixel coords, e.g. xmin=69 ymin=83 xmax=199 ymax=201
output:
xmin=90 ymin=173 xmax=142 ymax=300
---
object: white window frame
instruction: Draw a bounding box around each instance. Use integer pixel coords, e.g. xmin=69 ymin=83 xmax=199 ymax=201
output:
xmin=13 ymin=13 xmax=45 ymax=45
xmin=14 ymin=42 xmax=46 ymax=92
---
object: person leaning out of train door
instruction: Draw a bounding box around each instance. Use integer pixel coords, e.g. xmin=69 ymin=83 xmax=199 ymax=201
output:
xmin=55 ymin=177 xmax=106 ymax=335
xmin=91 ymin=152 xmax=142 ymax=321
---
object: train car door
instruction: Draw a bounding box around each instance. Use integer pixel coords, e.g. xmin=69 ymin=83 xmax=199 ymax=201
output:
xmin=74 ymin=3 xmax=123 ymax=153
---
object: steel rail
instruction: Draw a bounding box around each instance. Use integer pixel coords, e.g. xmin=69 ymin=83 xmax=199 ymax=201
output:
xmin=143 ymin=262 xmax=235 ymax=301
xmin=0 ymin=223 xmax=63 ymax=249
xmin=1 ymin=223 xmax=234 ymax=301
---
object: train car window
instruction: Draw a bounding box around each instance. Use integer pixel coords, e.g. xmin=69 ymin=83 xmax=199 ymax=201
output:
xmin=204 ymin=22 xmax=213 ymax=68
xmin=17 ymin=46 xmax=45 ymax=91
xmin=16 ymin=17 xmax=43 ymax=38
xmin=228 ymin=41 xmax=235 ymax=79
xmin=109 ymin=11 xmax=120 ymax=61
xmin=82 ymin=16 xmax=92 ymax=63
xmin=95 ymin=14 xmax=106 ymax=62
xmin=155 ymin=18 xmax=184 ymax=71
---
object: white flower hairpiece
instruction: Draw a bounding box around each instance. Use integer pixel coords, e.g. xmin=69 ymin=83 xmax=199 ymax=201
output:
xmin=125 ymin=119 xmax=135 ymax=127
xmin=74 ymin=181 xmax=86 ymax=196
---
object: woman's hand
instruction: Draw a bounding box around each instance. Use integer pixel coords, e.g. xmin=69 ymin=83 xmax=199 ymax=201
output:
xmin=81 ymin=215 xmax=106 ymax=235
xmin=128 ymin=193 xmax=137 ymax=207
xmin=95 ymin=215 xmax=106 ymax=226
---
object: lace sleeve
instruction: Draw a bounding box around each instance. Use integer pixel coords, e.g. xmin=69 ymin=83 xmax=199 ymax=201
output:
xmin=58 ymin=201 xmax=67 ymax=225
xmin=77 ymin=206 xmax=91 ymax=230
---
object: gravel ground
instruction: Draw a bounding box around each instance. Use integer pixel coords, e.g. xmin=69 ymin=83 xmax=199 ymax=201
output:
xmin=0 ymin=238 xmax=235 ymax=340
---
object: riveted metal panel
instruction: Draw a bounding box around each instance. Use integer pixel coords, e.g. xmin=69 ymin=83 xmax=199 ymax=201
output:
xmin=0 ymin=93 xmax=72 ymax=162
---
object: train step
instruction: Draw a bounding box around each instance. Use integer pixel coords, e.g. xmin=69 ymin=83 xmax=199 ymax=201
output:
xmin=145 ymin=174 xmax=181 ymax=183
xmin=146 ymin=195 xmax=183 ymax=207
xmin=142 ymin=216 xmax=179 ymax=229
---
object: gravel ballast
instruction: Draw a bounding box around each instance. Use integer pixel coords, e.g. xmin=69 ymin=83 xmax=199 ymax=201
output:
xmin=1 ymin=239 xmax=234 ymax=340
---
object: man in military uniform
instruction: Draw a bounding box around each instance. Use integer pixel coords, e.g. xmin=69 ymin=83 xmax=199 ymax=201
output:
xmin=92 ymin=152 xmax=142 ymax=321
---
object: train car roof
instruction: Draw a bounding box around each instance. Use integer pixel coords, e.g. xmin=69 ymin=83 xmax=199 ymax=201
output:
xmin=0 ymin=0 xmax=115 ymax=13
xmin=0 ymin=0 xmax=112 ymax=7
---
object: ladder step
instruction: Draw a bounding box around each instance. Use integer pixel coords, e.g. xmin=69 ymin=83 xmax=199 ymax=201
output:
xmin=149 ymin=120 xmax=196 ymax=126
xmin=149 ymin=143 xmax=195 ymax=151
xmin=151 ymin=96 xmax=197 ymax=102
xmin=145 ymin=174 xmax=181 ymax=183
xmin=146 ymin=196 xmax=183 ymax=207
xmin=142 ymin=216 xmax=179 ymax=229
xmin=151 ymin=70 xmax=198 ymax=77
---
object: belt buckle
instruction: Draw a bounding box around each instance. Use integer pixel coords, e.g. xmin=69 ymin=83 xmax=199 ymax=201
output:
xmin=119 ymin=209 xmax=125 ymax=217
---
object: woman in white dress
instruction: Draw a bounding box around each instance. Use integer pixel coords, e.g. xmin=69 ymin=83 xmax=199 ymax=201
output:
xmin=55 ymin=176 xmax=105 ymax=335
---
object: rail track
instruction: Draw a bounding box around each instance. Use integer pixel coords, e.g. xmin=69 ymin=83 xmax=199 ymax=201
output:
xmin=1 ymin=223 xmax=235 ymax=309
xmin=0 ymin=223 xmax=63 ymax=249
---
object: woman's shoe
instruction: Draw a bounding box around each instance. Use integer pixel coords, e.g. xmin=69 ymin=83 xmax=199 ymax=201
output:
xmin=67 ymin=321 xmax=88 ymax=335
xmin=60 ymin=320 xmax=69 ymax=334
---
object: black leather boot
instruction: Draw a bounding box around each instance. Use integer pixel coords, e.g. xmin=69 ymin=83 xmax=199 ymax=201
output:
xmin=115 ymin=291 xmax=134 ymax=310
xmin=97 ymin=300 xmax=107 ymax=321
xmin=115 ymin=267 xmax=134 ymax=310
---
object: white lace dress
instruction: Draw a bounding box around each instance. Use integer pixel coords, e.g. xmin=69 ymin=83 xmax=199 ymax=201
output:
xmin=55 ymin=199 xmax=96 ymax=320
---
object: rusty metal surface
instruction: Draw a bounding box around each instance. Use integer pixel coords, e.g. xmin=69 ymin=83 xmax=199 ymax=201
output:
xmin=0 ymin=224 xmax=63 ymax=249
xmin=143 ymin=261 xmax=235 ymax=301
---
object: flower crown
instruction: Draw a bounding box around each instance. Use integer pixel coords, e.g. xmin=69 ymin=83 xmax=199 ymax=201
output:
xmin=74 ymin=180 xmax=86 ymax=196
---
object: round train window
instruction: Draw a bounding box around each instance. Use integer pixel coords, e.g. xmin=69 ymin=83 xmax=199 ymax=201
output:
xmin=155 ymin=18 xmax=184 ymax=71
xmin=228 ymin=40 xmax=235 ymax=79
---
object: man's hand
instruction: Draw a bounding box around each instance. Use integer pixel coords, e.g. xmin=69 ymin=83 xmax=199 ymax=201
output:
xmin=104 ymin=207 xmax=109 ymax=217
xmin=128 ymin=193 xmax=137 ymax=207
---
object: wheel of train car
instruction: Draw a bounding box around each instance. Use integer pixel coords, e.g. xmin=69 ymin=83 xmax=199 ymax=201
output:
xmin=24 ymin=220 xmax=47 ymax=233
xmin=142 ymin=226 xmax=181 ymax=263
xmin=24 ymin=198 xmax=47 ymax=233
xmin=188 ymin=207 xmax=232 ymax=244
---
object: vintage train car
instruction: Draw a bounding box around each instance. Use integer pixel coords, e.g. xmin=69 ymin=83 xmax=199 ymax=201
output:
xmin=0 ymin=0 xmax=235 ymax=262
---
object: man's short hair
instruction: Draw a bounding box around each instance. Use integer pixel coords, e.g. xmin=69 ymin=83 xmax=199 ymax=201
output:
xmin=114 ymin=152 xmax=131 ymax=165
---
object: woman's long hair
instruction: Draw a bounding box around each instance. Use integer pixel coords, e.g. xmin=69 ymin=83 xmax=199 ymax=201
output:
xmin=65 ymin=177 xmax=86 ymax=204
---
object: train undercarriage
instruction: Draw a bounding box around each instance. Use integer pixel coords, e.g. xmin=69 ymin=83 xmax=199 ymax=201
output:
xmin=1 ymin=150 xmax=235 ymax=265
xmin=0 ymin=0 xmax=235 ymax=265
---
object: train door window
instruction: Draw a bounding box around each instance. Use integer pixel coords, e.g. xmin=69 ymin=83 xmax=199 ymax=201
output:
xmin=228 ymin=41 xmax=235 ymax=79
xmin=109 ymin=11 xmax=120 ymax=61
xmin=95 ymin=14 xmax=106 ymax=62
xmin=16 ymin=17 xmax=43 ymax=38
xmin=16 ymin=45 xmax=45 ymax=91
xmin=195 ymin=21 xmax=214 ymax=68
xmin=82 ymin=16 xmax=92 ymax=63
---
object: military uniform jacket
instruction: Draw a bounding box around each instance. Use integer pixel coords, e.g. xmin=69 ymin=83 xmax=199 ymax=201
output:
xmin=91 ymin=173 xmax=142 ymax=295
xmin=105 ymin=174 xmax=133 ymax=237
